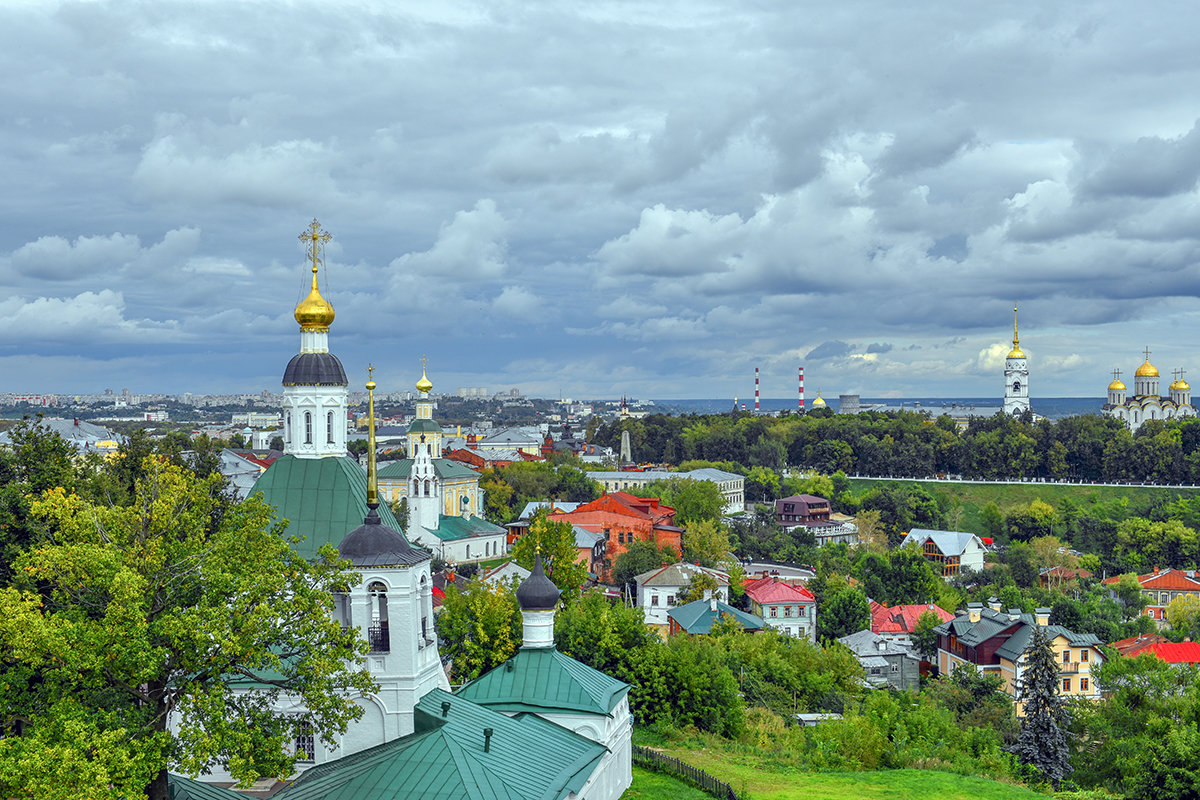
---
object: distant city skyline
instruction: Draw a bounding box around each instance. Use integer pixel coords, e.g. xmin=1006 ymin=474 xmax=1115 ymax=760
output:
xmin=3 ymin=3 xmax=1200 ymax=399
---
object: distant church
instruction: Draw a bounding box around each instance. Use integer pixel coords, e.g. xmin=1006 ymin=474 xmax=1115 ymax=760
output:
xmin=194 ymin=221 xmax=633 ymax=799
xmin=1003 ymin=306 xmax=1030 ymax=416
xmin=1103 ymin=348 xmax=1194 ymax=432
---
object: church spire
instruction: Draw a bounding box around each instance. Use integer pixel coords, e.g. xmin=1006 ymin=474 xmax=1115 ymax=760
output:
xmin=366 ymin=364 xmax=378 ymax=507
xmin=294 ymin=219 xmax=335 ymax=332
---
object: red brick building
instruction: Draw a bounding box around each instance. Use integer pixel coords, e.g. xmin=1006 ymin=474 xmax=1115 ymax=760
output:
xmin=549 ymin=492 xmax=682 ymax=580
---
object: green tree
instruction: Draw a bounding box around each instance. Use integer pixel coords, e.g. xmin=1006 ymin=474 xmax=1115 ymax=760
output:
xmin=677 ymin=572 xmax=720 ymax=604
xmin=682 ymin=519 xmax=732 ymax=568
xmin=436 ymin=579 xmax=521 ymax=683
xmin=0 ymin=459 xmax=374 ymax=800
xmin=819 ymin=586 xmax=870 ymax=641
xmin=1113 ymin=572 xmax=1150 ymax=621
xmin=509 ymin=510 xmax=589 ymax=605
xmin=912 ymin=609 xmax=944 ymax=662
xmin=1166 ymin=594 xmax=1200 ymax=636
xmin=1009 ymin=626 xmax=1071 ymax=789
xmin=611 ymin=540 xmax=673 ymax=597
xmin=635 ymin=477 xmax=726 ymax=527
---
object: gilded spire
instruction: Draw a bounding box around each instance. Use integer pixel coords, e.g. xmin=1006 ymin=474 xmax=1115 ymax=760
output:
xmin=366 ymin=363 xmax=378 ymax=506
xmin=294 ymin=219 xmax=336 ymax=331
xmin=1007 ymin=304 xmax=1025 ymax=358
xmin=416 ymin=354 xmax=433 ymax=394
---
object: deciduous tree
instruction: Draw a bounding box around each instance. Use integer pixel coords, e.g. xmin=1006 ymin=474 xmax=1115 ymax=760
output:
xmin=509 ymin=510 xmax=589 ymax=605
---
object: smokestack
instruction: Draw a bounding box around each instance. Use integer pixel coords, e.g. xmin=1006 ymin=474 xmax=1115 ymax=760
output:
xmin=798 ymin=367 xmax=805 ymax=411
xmin=755 ymin=367 xmax=760 ymax=412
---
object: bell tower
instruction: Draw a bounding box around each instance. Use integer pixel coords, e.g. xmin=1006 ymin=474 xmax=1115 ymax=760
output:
xmin=1003 ymin=305 xmax=1030 ymax=416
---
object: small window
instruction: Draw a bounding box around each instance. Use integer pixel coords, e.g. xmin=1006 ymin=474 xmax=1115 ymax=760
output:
xmin=770 ymin=607 xmax=778 ymax=618
xmin=326 ymin=411 xmax=334 ymax=444
xmin=1161 ymin=592 xmax=1169 ymax=605
xmin=666 ymin=595 xmax=675 ymax=606
xmin=891 ymin=663 xmax=899 ymax=673
xmin=304 ymin=411 xmax=312 ymax=444
xmin=1080 ymin=677 xmax=1090 ymax=692
xmin=295 ymin=721 xmax=315 ymax=763
xmin=1062 ymin=678 xmax=1071 ymax=692
xmin=1062 ymin=650 xmax=1071 ymax=664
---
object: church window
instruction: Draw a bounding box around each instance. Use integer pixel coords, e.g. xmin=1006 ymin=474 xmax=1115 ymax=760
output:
xmin=1013 ymin=381 xmax=1021 ymax=393
xmin=466 ymin=544 xmax=471 ymax=559
xmin=367 ymin=581 xmax=390 ymax=653
xmin=304 ymin=412 xmax=312 ymax=444
xmin=424 ymin=480 xmax=431 ymax=496
xmin=326 ymin=411 xmax=334 ymax=443
xmin=286 ymin=413 xmax=291 ymax=442
xmin=294 ymin=721 xmax=315 ymax=763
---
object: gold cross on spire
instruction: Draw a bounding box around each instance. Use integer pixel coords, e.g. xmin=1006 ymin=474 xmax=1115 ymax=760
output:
xmin=421 ymin=353 xmax=429 ymax=371
xmin=300 ymin=219 xmax=333 ymax=276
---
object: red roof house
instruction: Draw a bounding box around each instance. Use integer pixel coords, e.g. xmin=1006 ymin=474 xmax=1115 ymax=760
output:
xmin=1101 ymin=568 xmax=1200 ymax=621
xmin=870 ymin=601 xmax=955 ymax=642
xmin=549 ymin=492 xmax=681 ymax=580
xmin=1110 ymin=634 xmax=1200 ymax=664
xmin=743 ymin=576 xmax=816 ymax=641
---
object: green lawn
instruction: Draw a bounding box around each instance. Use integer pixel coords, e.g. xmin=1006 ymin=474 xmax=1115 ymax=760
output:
xmin=622 ymin=766 xmax=712 ymax=800
xmin=847 ymin=478 xmax=1200 ymax=534
xmin=646 ymin=743 xmax=1042 ymax=800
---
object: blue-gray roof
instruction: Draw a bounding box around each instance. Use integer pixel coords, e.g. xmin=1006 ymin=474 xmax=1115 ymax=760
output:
xmin=906 ymin=529 xmax=980 ymax=557
xmin=668 ymin=598 xmax=763 ymax=634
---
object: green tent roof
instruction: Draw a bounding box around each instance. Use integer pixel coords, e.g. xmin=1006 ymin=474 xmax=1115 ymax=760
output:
xmin=250 ymin=455 xmax=403 ymax=560
xmin=168 ymin=774 xmax=246 ymax=800
xmin=408 ymin=418 xmax=442 ymax=434
xmin=422 ymin=515 xmax=505 ymax=542
xmin=456 ymin=647 xmax=629 ymax=716
xmin=275 ymin=689 xmax=604 ymax=800
xmin=667 ymin=598 xmax=765 ymax=634
xmin=377 ymin=458 xmax=481 ymax=481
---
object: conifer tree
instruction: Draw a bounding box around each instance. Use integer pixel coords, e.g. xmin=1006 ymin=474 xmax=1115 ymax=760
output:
xmin=1009 ymin=625 xmax=1072 ymax=788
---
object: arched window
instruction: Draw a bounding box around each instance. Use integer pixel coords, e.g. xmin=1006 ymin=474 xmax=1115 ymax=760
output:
xmin=327 ymin=411 xmax=334 ymax=443
xmin=286 ymin=413 xmax=291 ymax=442
xmin=304 ymin=412 xmax=312 ymax=444
xmin=1012 ymin=381 xmax=1021 ymax=393
xmin=424 ymin=479 xmax=431 ymax=496
xmin=367 ymin=581 xmax=390 ymax=653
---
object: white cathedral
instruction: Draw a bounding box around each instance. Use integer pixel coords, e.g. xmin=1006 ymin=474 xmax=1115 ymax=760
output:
xmin=180 ymin=221 xmax=632 ymax=800
xmin=1103 ymin=349 xmax=1195 ymax=432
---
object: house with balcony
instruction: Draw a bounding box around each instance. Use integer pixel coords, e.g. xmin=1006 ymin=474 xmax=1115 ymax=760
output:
xmin=904 ymin=529 xmax=986 ymax=578
xmin=933 ymin=603 xmax=1104 ymax=706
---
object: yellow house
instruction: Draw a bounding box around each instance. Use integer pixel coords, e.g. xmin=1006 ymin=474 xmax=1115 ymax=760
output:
xmin=935 ymin=602 xmax=1104 ymax=708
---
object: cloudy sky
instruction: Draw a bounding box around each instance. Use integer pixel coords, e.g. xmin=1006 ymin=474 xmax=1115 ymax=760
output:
xmin=3 ymin=1 xmax=1200 ymax=401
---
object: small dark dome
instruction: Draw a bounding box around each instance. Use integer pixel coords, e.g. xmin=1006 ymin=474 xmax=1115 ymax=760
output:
xmin=517 ymin=554 xmax=560 ymax=611
xmin=283 ymin=352 xmax=348 ymax=386
xmin=339 ymin=507 xmax=430 ymax=567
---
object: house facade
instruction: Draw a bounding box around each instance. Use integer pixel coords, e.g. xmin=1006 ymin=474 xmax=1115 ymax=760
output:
xmin=870 ymin=601 xmax=954 ymax=646
xmin=837 ymin=629 xmax=921 ymax=691
xmin=634 ymin=562 xmax=730 ymax=626
xmin=743 ymin=576 xmax=817 ymax=641
xmin=550 ymin=492 xmax=683 ymax=580
xmin=1101 ymin=567 xmax=1200 ymax=622
xmin=904 ymin=529 xmax=986 ymax=578
xmin=934 ymin=604 xmax=1104 ymax=705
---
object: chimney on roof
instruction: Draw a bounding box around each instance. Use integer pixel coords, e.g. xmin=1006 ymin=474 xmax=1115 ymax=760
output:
xmin=710 ymin=597 xmax=718 ymax=612
xmin=967 ymin=602 xmax=982 ymax=623
xmin=484 ymin=728 xmax=493 ymax=753
xmin=1007 ymin=608 xmax=1021 ymax=621
xmin=73 ymin=418 xmax=79 ymax=426
xmin=1035 ymin=607 xmax=1050 ymax=626
xmin=441 ymin=701 xmax=451 ymax=718
xmin=987 ymin=596 xmax=1002 ymax=612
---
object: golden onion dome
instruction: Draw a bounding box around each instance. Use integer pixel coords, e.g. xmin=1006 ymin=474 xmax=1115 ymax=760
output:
xmin=416 ymin=368 xmax=433 ymax=394
xmin=294 ymin=271 xmax=335 ymax=331
xmin=1135 ymin=359 xmax=1159 ymax=378
xmin=1007 ymin=345 xmax=1025 ymax=359
xmin=1179 ymin=380 xmax=1191 ymax=391
xmin=812 ymin=394 xmax=827 ymax=407
xmin=1109 ymin=379 xmax=1126 ymax=391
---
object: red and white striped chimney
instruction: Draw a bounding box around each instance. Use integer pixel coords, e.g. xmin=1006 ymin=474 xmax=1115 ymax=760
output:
xmin=798 ymin=366 xmax=805 ymax=410
xmin=755 ymin=367 xmax=760 ymax=412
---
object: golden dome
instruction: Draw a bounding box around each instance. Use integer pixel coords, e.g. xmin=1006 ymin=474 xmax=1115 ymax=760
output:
xmin=1135 ymin=359 xmax=1159 ymax=378
xmin=295 ymin=219 xmax=335 ymax=331
xmin=1179 ymin=380 xmax=1192 ymax=391
xmin=1007 ymin=345 xmax=1025 ymax=359
xmin=812 ymin=394 xmax=826 ymax=407
xmin=1109 ymin=379 xmax=1126 ymax=391
xmin=416 ymin=368 xmax=433 ymax=394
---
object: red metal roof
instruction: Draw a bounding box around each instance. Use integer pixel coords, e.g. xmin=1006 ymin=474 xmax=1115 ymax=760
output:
xmin=744 ymin=577 xmax=814 ymax=604
xmin=1102 ymin=568 xmax=1200 ymax=591
xmin=1131 ymin=641 xmax=1200 ymax=663
xmin=870 ymin=601 xmax=954 ymax=635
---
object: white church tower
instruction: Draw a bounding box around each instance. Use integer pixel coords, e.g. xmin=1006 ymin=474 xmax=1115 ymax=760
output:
xmin=282 ymin=220 xmax=349 ymax=458
xmin=1003 ymin=305 xmax=1030 ymax=416
xmin=406 ymin=364 xmax=443 ymax=548
xmin=335 ymin=366 xmax=448 ymax=751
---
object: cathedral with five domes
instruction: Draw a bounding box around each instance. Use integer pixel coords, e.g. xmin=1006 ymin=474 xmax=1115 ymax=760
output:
xmin=1104 ymin=349 xmax=1194 ymax=432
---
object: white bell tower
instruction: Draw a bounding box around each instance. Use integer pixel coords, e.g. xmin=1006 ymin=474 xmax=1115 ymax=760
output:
xmin=1003 ymin=305 xmax=1030 ymax=416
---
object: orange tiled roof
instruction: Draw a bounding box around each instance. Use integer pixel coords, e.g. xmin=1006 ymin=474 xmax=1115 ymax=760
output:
xmin=1102 ymin=568 xmax=1200 ymax=591
xmin=1107 ymin=633 xmax=1167 ymax=656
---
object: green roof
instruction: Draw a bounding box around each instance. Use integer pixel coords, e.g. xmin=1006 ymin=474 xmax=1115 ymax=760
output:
xmin=275 ymin=689 xmax=604 ymax=800
xmin=377 ymin=458 xmax=481 ymax=481
xmin=408 ymin=418 xmax=442 ymax=434
xmin=422 ymin=515 xmax=505 ymax=542
xmin=667 ymin=599 xmax=765 ymax=634
xmin=250 ymin=455 xmax=402 ymax=560
xmin=456 ymin=647 xmax=629 ymax=716
xmin=168 ymin=774 xmax=246 ymax=800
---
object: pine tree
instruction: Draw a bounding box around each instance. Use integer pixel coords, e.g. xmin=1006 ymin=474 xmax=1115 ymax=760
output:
xmin=1009 ymin=625 xmax=1072 ymax=788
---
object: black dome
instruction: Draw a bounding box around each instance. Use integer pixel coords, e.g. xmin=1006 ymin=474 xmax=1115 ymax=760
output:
xmin=339 ymin=507 xmax=430 ymax=567
xmin=516 ymin=554 xmax=560 ymax=611
xmin=283 ymin=352 xmax=348 ymax=386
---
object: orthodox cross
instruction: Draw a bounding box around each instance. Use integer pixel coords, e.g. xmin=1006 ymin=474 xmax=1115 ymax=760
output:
xmin=300 ymin=219 xmax=333 ymax=276
xmin=1144 ymin=346 xmax=1153 ymax=363
xmin=1112 ymin=368 xmax=1121 ymax=383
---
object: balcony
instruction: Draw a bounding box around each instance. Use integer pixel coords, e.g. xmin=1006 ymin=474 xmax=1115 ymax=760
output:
xmin=1060 ymin=661 xmax=1084 ymax=674
xmin=368 ymin=622 xmax=390 ymax=653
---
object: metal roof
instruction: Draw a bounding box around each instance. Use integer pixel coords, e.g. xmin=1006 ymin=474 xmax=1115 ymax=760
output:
xmin=905 ymin=528 xmax=981 ymax=557
xmin=377 ymin=458 xmax=482 ymax=481
xmin=667 ymin=598 xmax=764 ymax=634
xmin=282 ymin=352 xmax=348 ymax=386
xmin=167 ymin=774 xmax=246 ymax=800
xmin=276 ymin=689 xmax=605 ymax=800
xmin=420 ymin=515 xmax=506 ymax=542
xmin=457 ymin=647 xmax=629 ymax=717
xmin=250 ymin=455 xmax=401 ymax=560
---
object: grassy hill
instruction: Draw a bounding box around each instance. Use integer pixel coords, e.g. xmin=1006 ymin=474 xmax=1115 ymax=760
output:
xmin=847 ymin=477 xmax=1200 ymax=534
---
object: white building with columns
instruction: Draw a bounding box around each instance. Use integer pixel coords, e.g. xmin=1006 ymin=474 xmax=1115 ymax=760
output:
xmin=1104 ymin=350 xmax=1195 ymax=433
